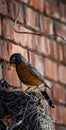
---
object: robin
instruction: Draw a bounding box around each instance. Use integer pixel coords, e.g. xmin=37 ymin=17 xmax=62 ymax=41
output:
xmin=8 ymin=53 xmax=55 ymax=108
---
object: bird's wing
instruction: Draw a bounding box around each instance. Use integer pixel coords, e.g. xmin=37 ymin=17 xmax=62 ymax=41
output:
xmin=28 ymin=63 xmax=51 ymax=89
xmin=28 ymin=63 xmax=45 ymax=83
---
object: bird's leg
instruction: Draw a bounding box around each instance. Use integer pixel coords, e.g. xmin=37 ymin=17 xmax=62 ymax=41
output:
xmin=26 ymin=86 xmax=38 ymax=92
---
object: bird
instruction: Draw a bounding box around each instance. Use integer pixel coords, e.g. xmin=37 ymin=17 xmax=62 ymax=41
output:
xmin=8 ymin=53 xmax=55 ymax=108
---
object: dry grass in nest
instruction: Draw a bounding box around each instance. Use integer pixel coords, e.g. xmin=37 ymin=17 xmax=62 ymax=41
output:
xmin=0 ymin=88 xmax=54 ymax=130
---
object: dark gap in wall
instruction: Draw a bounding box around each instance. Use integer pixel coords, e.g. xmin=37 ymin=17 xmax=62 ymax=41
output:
xmin=21 ymin=3 xmax=26 ymax=24
xmin=53 ymin=20 xmax=57 ymax=40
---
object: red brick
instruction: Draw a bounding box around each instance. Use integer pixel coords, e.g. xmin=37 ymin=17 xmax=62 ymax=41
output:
xmin=28 ymin=34 xmax=36 ymax=50
xmin=50 ymin=40 xmax=63 ymax=62
xmin=30 ymin=0 xmax=44 ymax=12
xmin=0 ymin=18 xmax=2 ymax=36
xmin=45 ymin=59 xmax=58 ymax=81
xmin=35 ymin=13 xmax=40 ymax=30
xmin=6 ymin=0 xmax=16 ymax=19
xmin=50 ymin=41 xmax=58 ymax=60
xmin=0 ymin=40 xmax=10 ymax=61
xmin=0 ymin=40 xmax=28 ymax=62
xmin=0 ymin=0 xmax=7 ymax=15
xmin=25 ymin=7 xmax=36 ymax=28
xmin=34 ymin=35 xmax=41 ymax=51
xmin=18 ymin=4 xmax=23 ymax=23
xmin=2 ymin=19 xmax=26 ymax=44
xmin=20 ymin=0 xmax=28 ymax=3
xmin=13 ymin=24 xmax=23 ymax=44
xmin=34 ymin=36 xmax=51 ymax=56
xmin=14 ymin=24 xmax=36 ymax=49
xmin=2 ymin=19 xmax=14 ymax=41
xmin=41 ymin=37 xmax=51 ymax=56
xmin=7 ymin=0 xmax=23 ymax=23
xmin=50 ymin=105 xmax=57 ymax=121
xmin=40 ymin=15 xmax=53 ymax=34
xmin=63 ymin=45 xmax=66 ymax=64
xmin=51 ymin=105 xmax=64 ymax=125
xmin=63 ymin=107 xmax=66 ymax=125
xmin=30 ymin=53 xmax=45 ymax=76
xmin=52 ymin=84 xmax=65 ymax=104
xmin=3 ymin=20 xmax=35 ymax=49
xmin=21 ymin=28 xmax=33 ymax=46
xmin=59 ymin=3 xmax=66 ymax=23
xmin=45 ymin=0 xmax=60 ymax=19
xmin=59 ymin=65 xmax=66 ymax=84
xmin=55 ymin=23 xmax=66 ymax=43
xmin=57 ymin=45 xmax=63 ymax=62
xmin=45 ymin=0 xmax=66 ymax=24
xmin=56 ymin=106 xmax=64 ymax=124
xmin=9 ymin=43 xmax=28 ymax=60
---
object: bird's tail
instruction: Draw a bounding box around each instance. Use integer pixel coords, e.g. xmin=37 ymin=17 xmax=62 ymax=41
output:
xmin=41 ymin=91 xmax=55 ymax=108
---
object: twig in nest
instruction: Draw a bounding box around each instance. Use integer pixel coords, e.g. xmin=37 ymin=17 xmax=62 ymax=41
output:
xmin=24 ymin=109 xmax=37 ymax=120
xmin=12 ymin=108 xmax=23 ymax=119
xmin=10 ymin=120 xmax=22 ymax=130
xmin=12 ymin=89 xmax=32 ymax=98
xmin=22 ymin=102 xmax=28 ymax=122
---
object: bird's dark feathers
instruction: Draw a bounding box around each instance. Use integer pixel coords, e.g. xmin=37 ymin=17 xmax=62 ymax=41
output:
xmin=28 ymin=63 xmax=46 ymax=84
xmin=10 ymin=53 xmax=27 ymax=64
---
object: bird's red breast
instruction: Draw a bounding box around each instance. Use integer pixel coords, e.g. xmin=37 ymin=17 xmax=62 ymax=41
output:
xmin=16 ymin=63 xmax=43 ymax=86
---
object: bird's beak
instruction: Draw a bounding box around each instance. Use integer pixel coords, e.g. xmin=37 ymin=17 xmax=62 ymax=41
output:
xmin=8 ymin=63 xmax=15 ymax=70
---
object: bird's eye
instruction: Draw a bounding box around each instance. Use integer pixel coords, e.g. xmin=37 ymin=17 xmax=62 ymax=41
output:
xmin=11 ymin=57 xmax=16 ymax=63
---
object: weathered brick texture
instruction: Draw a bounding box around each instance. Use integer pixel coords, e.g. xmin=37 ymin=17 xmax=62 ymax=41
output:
xmin=0 ymin=0 xmax=8 ymax=15
xmin=59 ymin=64 xmax=66 ymax=84
xmin=0 ymin=18 xmax=2 ymax=36
xmin=45 ymin=59 xmax=58 ymax=81
xmin=0 ymin=0 xmax=66 ymax=129
xmin=30 ymin=0 xmax=44 ymax=12
xmin=52 ymin=84 xmax=65 ymax=104
xmin=44 ymin=0 xmax=66 ymax=23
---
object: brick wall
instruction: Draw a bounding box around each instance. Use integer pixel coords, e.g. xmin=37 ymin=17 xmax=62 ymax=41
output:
xmin=0 ymin=0 xmax=66 ymax=129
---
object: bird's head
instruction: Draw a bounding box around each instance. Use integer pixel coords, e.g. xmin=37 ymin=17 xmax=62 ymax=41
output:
xmin=8 ymin=53 xmax=27 ymax=69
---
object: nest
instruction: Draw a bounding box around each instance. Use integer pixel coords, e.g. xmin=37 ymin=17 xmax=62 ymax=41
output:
xmin=0 ymin=88 xmax=54 ymax=130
